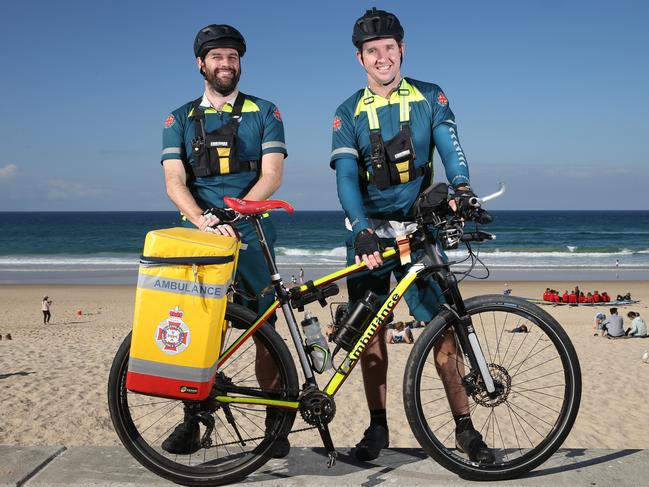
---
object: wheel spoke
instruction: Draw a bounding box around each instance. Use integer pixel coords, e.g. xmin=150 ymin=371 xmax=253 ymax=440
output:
xmin=407 ymin=300 xmax=580 ymax=477
xmin=109 ymin=304 xmax=298 ymax=483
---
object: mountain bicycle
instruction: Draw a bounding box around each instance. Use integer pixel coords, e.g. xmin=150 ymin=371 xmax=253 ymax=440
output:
xmin=108 ymin=183 xmax=581 ymax=485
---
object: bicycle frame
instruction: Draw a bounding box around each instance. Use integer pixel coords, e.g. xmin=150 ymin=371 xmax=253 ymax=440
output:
xmin=213 ymin=214 xmax=495 ymax=410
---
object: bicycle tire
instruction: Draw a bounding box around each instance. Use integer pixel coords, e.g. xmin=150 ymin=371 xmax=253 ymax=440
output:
xmin=108 ymin=303 xmax=299 ymax=486
xmin=404 ymin=294 xmax=581 ymax=481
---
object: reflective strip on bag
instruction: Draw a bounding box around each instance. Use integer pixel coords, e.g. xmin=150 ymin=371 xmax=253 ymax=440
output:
xmin=137 ymin=274 xmax=230 ymax=299
xmin=128 ymin=357 xmax=218 ymax=382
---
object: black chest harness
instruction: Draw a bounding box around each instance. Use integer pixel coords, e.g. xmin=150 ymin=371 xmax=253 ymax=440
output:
xmin=189 ymin=93 xmax=260 ymax=178
xmin=362 ymin=86 xmax=431 ymax=190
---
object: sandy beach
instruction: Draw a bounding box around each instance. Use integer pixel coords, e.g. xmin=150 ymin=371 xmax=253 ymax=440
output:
xmin=1 ymin=280 xmax=648 ymax=450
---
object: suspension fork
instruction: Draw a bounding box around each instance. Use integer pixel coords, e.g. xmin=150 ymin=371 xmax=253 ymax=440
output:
xmin=420 ymin=234 xmax=496 ymax=395
xmin=249 ymin=216 xmax=318 ymax=387
xmin=439 ymin=269 xmax=496 ymax=395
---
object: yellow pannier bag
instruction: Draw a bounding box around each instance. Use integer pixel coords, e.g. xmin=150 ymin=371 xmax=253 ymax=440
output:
xmin=126 ymin=227 xmax=240 ymax=400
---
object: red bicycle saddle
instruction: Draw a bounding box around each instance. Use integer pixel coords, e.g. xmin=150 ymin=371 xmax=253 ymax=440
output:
xmin=223 ymin=197 xmax=294 ymax=215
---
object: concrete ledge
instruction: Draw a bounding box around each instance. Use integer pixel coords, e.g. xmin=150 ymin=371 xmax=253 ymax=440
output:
xmin=4 ymin=446 xmax=647 ymax=486
xmin=0 ymin=446 xmax=65 ymax=487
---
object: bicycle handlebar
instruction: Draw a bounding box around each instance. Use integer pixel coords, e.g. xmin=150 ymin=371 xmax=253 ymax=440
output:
xmin=472 ymin=182 xmax=506 ymax=206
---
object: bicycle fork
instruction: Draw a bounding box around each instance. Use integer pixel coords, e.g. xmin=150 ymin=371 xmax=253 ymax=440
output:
xmin=442 ymin=275 xmax=496 ymax=396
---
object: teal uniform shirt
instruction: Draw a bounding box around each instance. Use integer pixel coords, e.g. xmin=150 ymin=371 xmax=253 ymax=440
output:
xmin=161 ymin=93 xmax=287 ymax=318
xmin=331 ymin=77 xmax=469 ymax=222
xmin=162 ymin=93 xmax=287 ymax=208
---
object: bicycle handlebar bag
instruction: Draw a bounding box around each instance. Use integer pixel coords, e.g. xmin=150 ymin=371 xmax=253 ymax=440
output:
xmin=126 ymin=227 xmax=240 ymax=400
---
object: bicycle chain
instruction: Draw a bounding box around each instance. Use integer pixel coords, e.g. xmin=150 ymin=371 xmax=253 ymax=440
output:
xmin=205 ymin=425 xmax=317 ymax=449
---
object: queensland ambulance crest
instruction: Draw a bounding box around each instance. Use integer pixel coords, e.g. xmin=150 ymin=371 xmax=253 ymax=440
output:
xmin=155 ymin=306 xmax=190 ymax=355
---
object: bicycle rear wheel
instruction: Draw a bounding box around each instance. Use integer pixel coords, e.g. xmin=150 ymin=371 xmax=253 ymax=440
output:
xmin=404 ymin=295 xmax=581 ymax=481
xmin=108 ymin=303 xmax=299 ymax=486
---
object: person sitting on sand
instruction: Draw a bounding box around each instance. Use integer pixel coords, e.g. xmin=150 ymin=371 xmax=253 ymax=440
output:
xmin=625 ymin=312 xmax=647 ymax=338
xmin=594 ymin=312 xmax=606 ymax=336
xmin=506 ymin=324 xmax=528 ymax=333
xmin=602 ymin=307 xmax=625 ymax=338
xmin=593 ymin=311 xmax=606 ymax=336
xmin=386 ymin=322 xmax=414 ymax=344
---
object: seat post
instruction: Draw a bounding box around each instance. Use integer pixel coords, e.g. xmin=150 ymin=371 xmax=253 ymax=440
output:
xmin=250 ymin=215 xmax=281 ymax=282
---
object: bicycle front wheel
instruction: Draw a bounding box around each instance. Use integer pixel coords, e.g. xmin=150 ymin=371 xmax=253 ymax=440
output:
xmin=404 ymin=294 xmax=581 ymax=481
xmin=108 ymin=303 xmax=299 ymax=486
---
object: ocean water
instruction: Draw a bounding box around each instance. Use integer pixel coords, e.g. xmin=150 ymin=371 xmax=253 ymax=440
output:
xmin=1 ymin=210 xmax=648 ymax=283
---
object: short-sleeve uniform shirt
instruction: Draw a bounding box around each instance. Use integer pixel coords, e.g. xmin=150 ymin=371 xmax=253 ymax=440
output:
xmin=162 ymin=93 xmax=287 ymax=209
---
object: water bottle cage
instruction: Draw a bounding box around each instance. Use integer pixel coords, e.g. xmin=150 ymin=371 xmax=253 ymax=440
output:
xmin=307 ymin=343 xmax=331 ymax=374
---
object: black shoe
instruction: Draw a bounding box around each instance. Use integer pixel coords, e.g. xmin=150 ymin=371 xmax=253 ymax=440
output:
xmin=161 ymin=419 xmax=201 ymax=455
xmin=353 ymin=424 xmax=389 ymax=461
xmin=455 ymin=427 xmax=495 ymax=463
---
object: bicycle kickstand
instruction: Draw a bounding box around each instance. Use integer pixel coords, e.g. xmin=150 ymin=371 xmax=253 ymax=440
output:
xmin=316 ymin=421 xmax=337 ymax=467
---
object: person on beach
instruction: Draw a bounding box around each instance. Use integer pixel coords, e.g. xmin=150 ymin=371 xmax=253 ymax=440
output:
xmin=41 ymin=296 xmax=52 ymax=324
xmin=329 ymin=8 xmax=493 ymax=463
xmin=386 ymin=321 xmax=414 ymax=344
xmin=602 ymin=307 xmax=625 ymax=338
xmin=160 ymin=24 xmax=288 ymax=457
xmin=625 ymin=312 xmax=647 ymax=338
xmin=506 ymin=324 xmax=528 ymax=333
xmin=594 ymin=312 xmax=606 ymax=336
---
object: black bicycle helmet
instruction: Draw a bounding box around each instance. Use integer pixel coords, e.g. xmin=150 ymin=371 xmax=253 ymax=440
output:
xmin=352 ymin=7 xmax=404 ymax=49
xmin=194 ymin=24 xmax=246 ymax=58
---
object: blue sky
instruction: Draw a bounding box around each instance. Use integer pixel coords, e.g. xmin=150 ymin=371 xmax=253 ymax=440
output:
xmin=0 ymin=0 xmax=647 ymax=211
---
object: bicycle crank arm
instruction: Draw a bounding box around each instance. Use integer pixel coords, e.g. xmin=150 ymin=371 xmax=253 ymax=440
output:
xmin=316 ymin=421 xmax=337 ymax=468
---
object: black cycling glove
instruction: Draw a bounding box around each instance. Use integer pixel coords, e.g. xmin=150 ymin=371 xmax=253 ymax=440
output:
xmin=453 ymin=187 xmax=478 ymax=218
xmin=354 ymin=229 xmax=382 ymax=257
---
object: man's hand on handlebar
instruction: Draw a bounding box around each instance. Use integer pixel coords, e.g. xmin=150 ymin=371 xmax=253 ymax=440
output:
xmin=354 ymin=229 xmax=383 ymax=270
xmin=451 ymin=186 xmax=478 ymax=217
xmin=451 ymin=186 xmax=493 ymax=223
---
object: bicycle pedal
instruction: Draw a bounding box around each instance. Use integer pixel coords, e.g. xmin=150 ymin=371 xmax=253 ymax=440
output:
xmin=327 ymin=450 xmax=337 ymax=468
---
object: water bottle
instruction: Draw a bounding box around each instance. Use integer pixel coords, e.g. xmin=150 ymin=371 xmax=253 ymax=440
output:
xmin=301 ymin=311 xmax=332 ymax=373
xmin=333 ymin=290 xmax=381 ymax=352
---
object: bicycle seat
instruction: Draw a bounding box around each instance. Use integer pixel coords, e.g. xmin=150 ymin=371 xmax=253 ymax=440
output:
xmin=223 ymin=197 xmax=294 ymax=215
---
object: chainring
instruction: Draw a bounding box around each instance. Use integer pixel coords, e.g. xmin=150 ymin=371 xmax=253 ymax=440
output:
xmin=299 ymin=390 xmax=336 ymax=426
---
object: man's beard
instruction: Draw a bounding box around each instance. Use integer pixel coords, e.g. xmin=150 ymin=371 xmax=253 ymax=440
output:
xmin=205 ymin=67 xmax=241 ymax=96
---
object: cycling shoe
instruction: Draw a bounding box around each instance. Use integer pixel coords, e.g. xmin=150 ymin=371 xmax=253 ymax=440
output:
xmin=353 ymin=424 xmax=390 ymax=461
xmin=455 ymin=427 xmax=495 ymax=463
